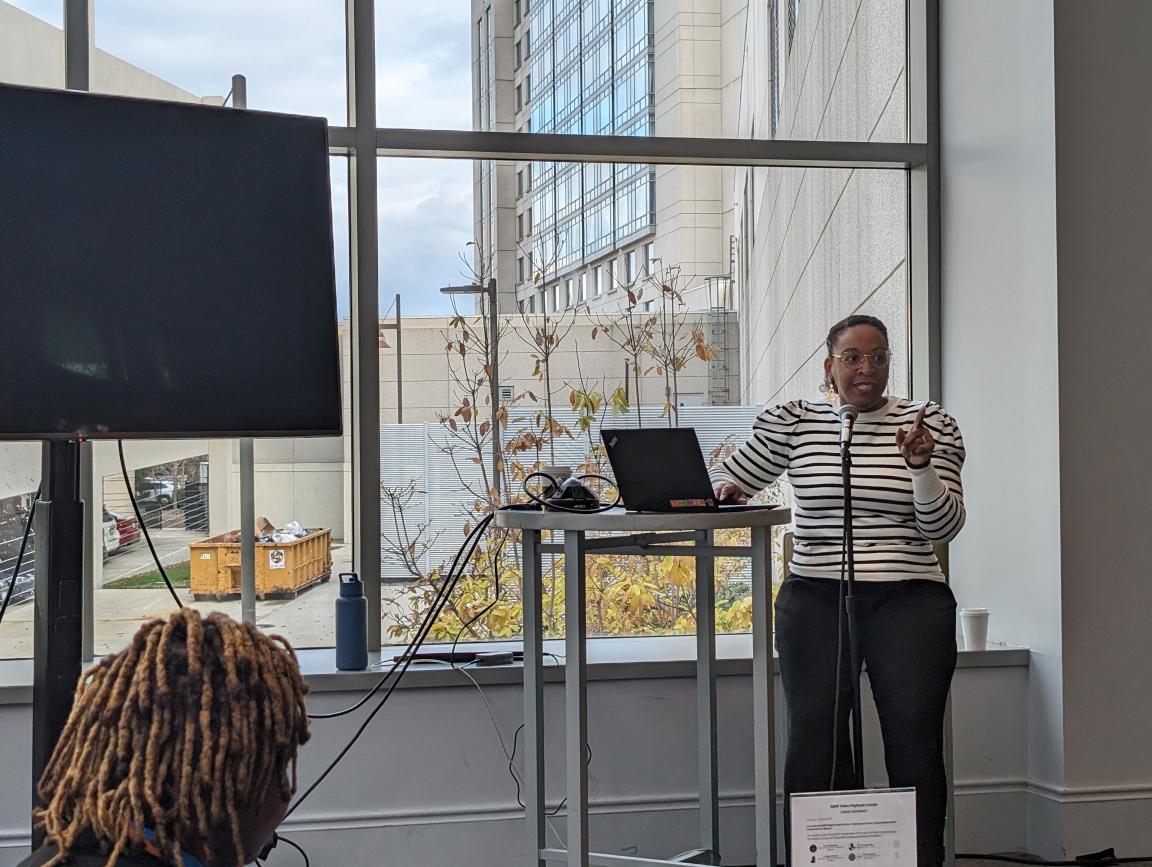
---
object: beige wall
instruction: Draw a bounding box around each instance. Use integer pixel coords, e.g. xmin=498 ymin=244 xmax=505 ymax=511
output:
xmin=0 ymin=2 xmax=221 ymax=104
xmin=652 ymin=2 xmax=730 ymax=297
xmin=373 ymin=312 xmax=740 ymax=424
xmin=734 ymin=0 xmax=909 ymax=405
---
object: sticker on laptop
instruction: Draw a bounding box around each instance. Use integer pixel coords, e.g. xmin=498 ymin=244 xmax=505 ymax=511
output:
xmin=669 ymin=498 xmax=715 ymax=508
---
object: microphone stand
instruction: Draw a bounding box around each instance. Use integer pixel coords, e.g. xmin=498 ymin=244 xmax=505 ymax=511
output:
xmin=840 ymin=438 xmax=866 ymax=789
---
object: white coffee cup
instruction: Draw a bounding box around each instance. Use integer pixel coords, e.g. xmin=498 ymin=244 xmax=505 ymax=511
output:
xmin=959 ymin=608 xmax=989 ymax=651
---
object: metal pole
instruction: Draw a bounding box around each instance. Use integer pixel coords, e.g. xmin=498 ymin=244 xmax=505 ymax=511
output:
xmin=563 ymin=530 xmax=589 ymax=867
xmin=487 ymin=279 xmax=501 ymax=498
xmin=348 ymin=0 xmax=382 ymax=649
xmin=841 ymin=445 xmax=865 ymax=789
xmin=227 ymin=76 xmax=257 ymax=626
xmin=239 ymin=439 xmax=256 ymax=625
xmin=522 ymin=530 xmax=546 ymax=867
xmin=231 ymin=73 xmax=247 ymax=110
xmin=79 ymin=442 xmax=94 ymax=662
xmin=394 ymin=293 xmax=403 ymax=424
xmin=695 ymin=530 xmax=719 ymax=857
xmin=751 ymin=525 xmax=777 ymax=867
xmin=32 ymin=442 xmax=84 ymax=842
xmin=66 ymin=0 xmax=93 ymax=667
xmin=63 ymin=0 xmax=89 ymax=91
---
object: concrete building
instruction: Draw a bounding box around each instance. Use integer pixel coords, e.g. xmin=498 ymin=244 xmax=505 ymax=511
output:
xmin=473 ymin=0 xmax=735 ymax=320
xmin=376 ymin=311 xmax=739 ymax=423
xmin=729 ymin=0 xmax=911 ymax=402
xmin=473 ymin=0 xmax=908 ymax=399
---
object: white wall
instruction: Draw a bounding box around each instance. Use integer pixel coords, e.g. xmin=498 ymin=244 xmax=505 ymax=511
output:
xmin=943 ymin=0 xmax=1152 ymax=857
xmin=940 ymin=0 xmax=1064 ymax=852
xmin=1051 ymin=0 xmax=1152 ymax=852
xmin=0 ymin=657 xmax=1028 ymax=866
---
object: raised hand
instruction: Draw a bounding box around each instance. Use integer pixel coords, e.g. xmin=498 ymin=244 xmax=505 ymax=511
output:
xmin=896 ymin=404 xmax=935 ymax=468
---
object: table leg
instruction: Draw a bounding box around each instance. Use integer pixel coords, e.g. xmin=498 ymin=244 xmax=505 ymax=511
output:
xmin=523 ymin=529 xmax=546 ymax=867
xmin=751 ymin=526 xmax=777 ymax=867
xmin=564 ymin=531 xmax=589 ymax=867
xmin=695 ymin=530 xmax=720 ymax=857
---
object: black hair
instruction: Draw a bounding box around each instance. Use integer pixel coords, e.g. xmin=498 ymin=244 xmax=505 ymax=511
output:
xmin=822 ymin=315 xmax=889 ymax=393
xmin=825 ymin=314 xmax=888 ymax=356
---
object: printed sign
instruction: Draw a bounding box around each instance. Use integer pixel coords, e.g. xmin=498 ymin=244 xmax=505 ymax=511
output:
xmin=790 ymin=788 xmax=916 ymax=864
xmin=268 ymin=549 xmax=286 ymax=570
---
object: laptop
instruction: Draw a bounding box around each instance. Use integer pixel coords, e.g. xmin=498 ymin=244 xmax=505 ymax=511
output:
xmin=601 ymin=427 xmax=776 ymax=513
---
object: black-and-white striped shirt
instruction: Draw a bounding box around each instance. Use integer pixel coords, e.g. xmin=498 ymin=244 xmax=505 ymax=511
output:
xmin=713 ymin=397 xmax=966 ymax=582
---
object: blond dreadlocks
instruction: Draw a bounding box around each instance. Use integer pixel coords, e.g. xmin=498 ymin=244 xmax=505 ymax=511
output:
xmin=34 ymin=609 xmax=310 ymax=867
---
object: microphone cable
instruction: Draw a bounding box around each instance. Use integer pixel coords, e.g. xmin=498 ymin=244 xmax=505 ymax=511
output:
xmin=828 ymin=516 xmax=849 ymax=790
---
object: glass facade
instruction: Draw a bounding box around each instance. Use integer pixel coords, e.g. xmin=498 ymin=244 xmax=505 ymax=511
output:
xmin=514 ymin=0 xmax=655 ymax=295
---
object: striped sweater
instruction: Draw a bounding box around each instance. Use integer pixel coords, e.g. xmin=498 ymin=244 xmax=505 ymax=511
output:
xmin=713 ymin=397 xmax=966 ymax=582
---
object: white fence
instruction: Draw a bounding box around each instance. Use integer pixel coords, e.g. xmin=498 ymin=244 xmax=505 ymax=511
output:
xmin=378 ymin=405 xmax=765 ymax=582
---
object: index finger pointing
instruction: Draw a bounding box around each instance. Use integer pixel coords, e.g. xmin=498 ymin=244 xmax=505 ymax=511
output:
xmin=913 ymin=404 xmax=928 ymax=430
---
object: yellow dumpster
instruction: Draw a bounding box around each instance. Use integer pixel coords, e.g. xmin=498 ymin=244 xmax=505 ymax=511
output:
xmin=189 ymin=528 xmax=332 ymax=601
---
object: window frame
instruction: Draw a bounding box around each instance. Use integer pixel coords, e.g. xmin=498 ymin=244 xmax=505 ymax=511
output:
xmin=39 ymin=0 xmax=939 ymax=658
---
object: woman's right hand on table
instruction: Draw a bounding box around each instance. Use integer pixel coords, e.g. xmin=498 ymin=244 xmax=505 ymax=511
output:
xmin=713 ymin=481 xmax=748 ymax=504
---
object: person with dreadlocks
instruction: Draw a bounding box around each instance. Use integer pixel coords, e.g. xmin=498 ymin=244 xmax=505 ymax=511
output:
xmin=20 ymin=609 xmax=311 ymax=867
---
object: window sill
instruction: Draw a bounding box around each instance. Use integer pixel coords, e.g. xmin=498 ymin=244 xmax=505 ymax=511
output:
xmin=0 ymin=636 xmax=1028 ymax=704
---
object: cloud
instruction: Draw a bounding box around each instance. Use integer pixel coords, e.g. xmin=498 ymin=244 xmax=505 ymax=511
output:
xmin=377 ymin=159 xmax=475 ymax=316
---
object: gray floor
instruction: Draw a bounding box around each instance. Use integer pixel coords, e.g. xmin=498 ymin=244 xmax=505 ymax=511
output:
xmin=958 ymin=860 xmax=1152 ymax=866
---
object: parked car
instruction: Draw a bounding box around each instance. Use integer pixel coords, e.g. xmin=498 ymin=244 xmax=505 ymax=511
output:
xmin=104 ymin=508 xmax=140 ymax=548
xmin=102 ymin=512 xmax=120 ymax=559
xmin=136 ymin=478 xmax=174 ymax=507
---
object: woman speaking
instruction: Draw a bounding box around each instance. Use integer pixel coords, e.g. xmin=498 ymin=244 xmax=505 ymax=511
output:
xmin=712 ymin=314 xmax=965 ymax=867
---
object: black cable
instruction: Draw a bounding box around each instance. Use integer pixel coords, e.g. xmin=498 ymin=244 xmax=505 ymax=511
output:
xmin=522 ymin=472 xmax=620 ymax=514
xmin=285 ymin=515 xmax=493 ymax=816
xmin=276 ymin=834 xmax=310 ymax=867
xmin=508 ymin=722 xmax=591 ymax=815
xmin=116 ymin=441 xmax=183 ymax=609
xmin=0 ymin=486 xmax=39 ymax=627
xmin=447 ymin=522 xmax=508 ymax=662
xmin=307 ymin=514 xmax=493 ymax=721
xmin=828 ymin=516 xmax=848 ymax=790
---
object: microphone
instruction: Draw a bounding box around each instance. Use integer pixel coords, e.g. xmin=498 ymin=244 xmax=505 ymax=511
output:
xmin=838 ymin=404 xmax=859 ymax=448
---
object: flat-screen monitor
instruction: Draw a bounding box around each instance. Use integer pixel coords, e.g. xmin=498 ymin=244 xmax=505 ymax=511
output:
xmin=0 ymin=83 xmax=342 ymax=439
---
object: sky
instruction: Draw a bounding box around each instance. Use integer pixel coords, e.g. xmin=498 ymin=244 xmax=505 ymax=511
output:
xmin=9 ymin=0 xmax=478 ymax=317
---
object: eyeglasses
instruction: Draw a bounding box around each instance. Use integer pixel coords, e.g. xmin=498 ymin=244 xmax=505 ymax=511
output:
xmin=831 ymin=349 xmax=892 ymax=369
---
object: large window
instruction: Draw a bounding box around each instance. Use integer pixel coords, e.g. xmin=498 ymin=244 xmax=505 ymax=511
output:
xmin=0 ymin=0 xmax=933 ymax=659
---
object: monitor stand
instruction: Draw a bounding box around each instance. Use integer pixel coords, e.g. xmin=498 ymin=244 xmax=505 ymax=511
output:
xmin=31 ymin=440 xmax=84 ymax=845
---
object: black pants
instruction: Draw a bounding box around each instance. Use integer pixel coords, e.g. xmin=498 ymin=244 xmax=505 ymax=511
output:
xmin=775 ymin=574 xmax=958 ymax=867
